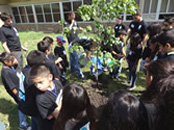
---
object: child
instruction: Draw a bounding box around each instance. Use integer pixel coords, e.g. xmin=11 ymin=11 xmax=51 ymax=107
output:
xmin=0 ymin=52 xmax=29 ymax=130
xmin=110 ymin=30 xmax=126 ymax=80
xmin=43 ymin=36 xmax=57 ymax=61
xmin=53 ymin=83 xmax=96 ymax=130
xmin=114 ymin=15 xmax=128 ymax=37
xmin=30 ymin=64 xmax=63 ymax=130
xmin=37 ymin=40 xmax=61 ymax=80
xmin=126 ymin=32 xmax=142 ymax=90
xmin=97 ymin=90 xmax=148 ymax=130
xmin=18 ymin=50 xmax=46 ymax=130
xmin=54 ymin=36 xmax=69 ymax=86
xmin=141 ymin=59 xmax=174 ymax=130
xmin=157 ymin=29 xmax=174 ymax=61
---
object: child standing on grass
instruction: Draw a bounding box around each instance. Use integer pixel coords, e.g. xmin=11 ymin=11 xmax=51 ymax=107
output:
xmin=110 ymin=30 xmax=126 ymax=80
xmin=30 ymin=64 xmax=63 ymax=130
xmin=54 ymin=36 xmax=69 ymax=86
xmin=37 ymin=40 xmax=61 ymax=80
xmin=126 ymin=33 xmax=142 ymax=90
xmin=0 ymin=52 xmax=30 ymax=130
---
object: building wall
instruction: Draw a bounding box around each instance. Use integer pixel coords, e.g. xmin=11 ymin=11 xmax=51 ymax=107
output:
xmin=0 ymin=4 xmax=10 ymax=27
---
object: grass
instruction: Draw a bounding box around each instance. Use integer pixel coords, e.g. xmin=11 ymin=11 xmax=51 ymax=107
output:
xmin=0 ymin=31 xmax=146 ymax=130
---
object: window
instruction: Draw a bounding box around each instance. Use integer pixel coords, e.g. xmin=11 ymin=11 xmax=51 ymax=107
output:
xmin=43 ymin=4 xmax=52 ymax=22
xmin=51 ymin=3 xmax=61 ymax=22
xmin=169 ymin=0 xmax=174 ymax=12
xmin=63 ymin=2 xmax=72 ymax=20
xmin=35 ymin=5 xmax=44 ymax=22
xmin=26 ymin=6 xmax=34 ymax=23
xmin=19 ymin=6 xmax=28 ymax=23
xmin=73 ymin=1 xmax=82 ymax=21
xmin=160 ymin=0 xmax=168 ymax=12
xmin=143 ymin=0 xmax=150 ymax=13
xmin=12 ymin=7 xmax=21 ymax=23
xmin=151 ymin=0 xmax=157 ymax=13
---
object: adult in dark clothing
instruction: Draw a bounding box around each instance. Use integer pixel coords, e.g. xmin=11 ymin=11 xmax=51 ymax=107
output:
xmin=64 ymin=11 xmax=84 ymax=78
xmin=114 ymin=15 xmax=128 ymax=37
xmin=0 ymin=12 xmax=27 ymax=73
xmin=162 ymin=17 xmax=174 ymax=32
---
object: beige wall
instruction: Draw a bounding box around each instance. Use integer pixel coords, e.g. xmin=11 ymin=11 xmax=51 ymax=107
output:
xmin=0 ymin=4 xmax=10 ymax=27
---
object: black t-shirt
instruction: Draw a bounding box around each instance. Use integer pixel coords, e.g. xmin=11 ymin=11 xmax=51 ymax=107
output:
xmin=1 ymin=67 xmax=19 ymax=103
xmin=114 ymin=23 xmax=128 ymax=37
xmin=45 ymin=58 xmax=61 ymax=79
xmin=0 ymin=25 xmax=22 ymax=51
xmin=64 ymin=20 xmax=79 ymax=43
xmin=110 ymin=41 xmax=124 ymax=59
xmin=129 ymin=20 xmax=147 ymax=40
xmin=127 ymin=46 xmax=142 ymax=62
xmin=36 ymin=80 xmax=63 ymax=130
xmin=48 ymin=52 xmax=57 ymax=61
xmin=18 ymin=66 xmax=39 ymax=116
xmin=54 ymin=46 xmax=69 ymax=69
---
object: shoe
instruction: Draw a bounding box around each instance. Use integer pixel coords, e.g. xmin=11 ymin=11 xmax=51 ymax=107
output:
xmin=78 ymin=74 xmax=85 ymax=79
xmin=18 ymin=126 xmax=31 ymax=130
xmin=127 ymin=86 xmax=136 ymax=91
xmin=124 ymin=81 xmax=131 ymax=86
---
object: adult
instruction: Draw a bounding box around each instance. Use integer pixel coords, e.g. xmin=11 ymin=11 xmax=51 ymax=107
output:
xmin=0 ymin=12 xmax=27 ymax=73
xmin=114 ymin=15 xmax=128 ymax=37
xmin=126 ymin=10 xmax=148 ymax=71
xmin=64 ymin=11 xmax=84 ymax=78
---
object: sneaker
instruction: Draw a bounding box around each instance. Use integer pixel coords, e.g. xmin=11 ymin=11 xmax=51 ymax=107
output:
xmin=18 ymin=126 xmax=31 ymax=130
xmin=78 ymin=74 xmax=85 ymax=79
xmin=127 ymin=86 xmax=136 ymax=91
xmin=123 ymin=81 xmax=131 ymax=86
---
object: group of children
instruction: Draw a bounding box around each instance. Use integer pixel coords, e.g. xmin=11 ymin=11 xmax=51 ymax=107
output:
xmin=0 ymin=10 xmax=174 ymax=130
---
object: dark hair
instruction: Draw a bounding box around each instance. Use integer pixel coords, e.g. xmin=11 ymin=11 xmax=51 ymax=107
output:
xmin=97 ymin=90 xmax=148 ymax=130
xmin=141 ymin=59 xmax=174 ymax=103
xmin=68 ymin=10 xmax=75 ymax=16
xmin=117 ymin=15 xmax=123 ymax=20
xmin=157 ymin=30 xmax=174 ymax=47
xmin=148 ymin=36 xmax=160 ymax=60
xmin=54 ymin=83 xmax=96 ymax=130
xmin=43 ymin=36 xmax=54 ymax=45
xmin=0 ymin=12 xmax=12 ymax=21
xmin=147 ymin=23 xmax=162 ymax=38
xmin=118 ymin=30 xmax=127 ymax=36
xmin=130 ymin=32 xmax=142 ymax=50
xmin=164 ymin=17 xmax=174 ymax=25
xmin=133 ymin=9 xmax=141 ymax=16
xmin=141 ymin=59 xmax=174 ymax=130
xmin=27 ymin=50 xmax=46 ymax=67
xmin=37 ymin=40 xmax=50 ymax=53
xmin=30 ymin=64 xmax=50 ymax=79
xmin=0 ymin=52 xmax=14 ymax=63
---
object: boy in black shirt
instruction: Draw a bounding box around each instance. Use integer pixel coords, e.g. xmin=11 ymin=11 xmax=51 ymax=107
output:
xmin=37 ymin=40 xmax=61 ymax=80
xmin=110 ymin=30 xmax=127 ymax=79
xmin=54 ymin=36 xmax=69 ymax=86
xmin=30 ymin=64 xmax=63 ymax=130
xmin=157 ymin=30 xmax=174 ymax=61
xmin=18 ymin=50 xmax=46 ymax=130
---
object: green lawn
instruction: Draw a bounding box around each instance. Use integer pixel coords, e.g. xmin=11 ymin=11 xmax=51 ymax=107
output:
xmin=0 ymin=31 xmax=146 ymax=130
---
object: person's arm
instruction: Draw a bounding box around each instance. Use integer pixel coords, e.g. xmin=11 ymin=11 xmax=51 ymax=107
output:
xmin=111 ymin=50 xmax=125 ymax=58
xmin=142 ymin=34 xmax=148 ymax=47
xmin=69 ymin=19 xmax=75 ymax=30
xmin=21 ymin=46 xmax=28 ymax=52
xmin=2 ymin=41 xmax=11 ymax=53
xmin=126 ymin=29 xmax=131 ymax=46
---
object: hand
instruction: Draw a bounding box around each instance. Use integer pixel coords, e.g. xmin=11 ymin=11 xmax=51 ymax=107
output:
xmin=59 ymin=64 xmax=63 ymax=70
xmin=86 ymin=52 xmax=91 ymax=60
xmin=22 ymin=47 xmax=28 ymax=52
xmin=72 ymin=19 xmax=75 ymax=24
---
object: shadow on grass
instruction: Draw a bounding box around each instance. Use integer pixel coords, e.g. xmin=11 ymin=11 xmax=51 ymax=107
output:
xmin=0 ymin=98 xmax=18 ymax=130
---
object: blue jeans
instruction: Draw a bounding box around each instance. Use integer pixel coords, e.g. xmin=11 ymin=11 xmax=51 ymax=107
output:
xmin=128 ymin=61 xmax=138 ymax=87
xmin=18 ymin=110 xmax=28 ymax=128
xmin=69 ymin=51 xmax=83 ymax=77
